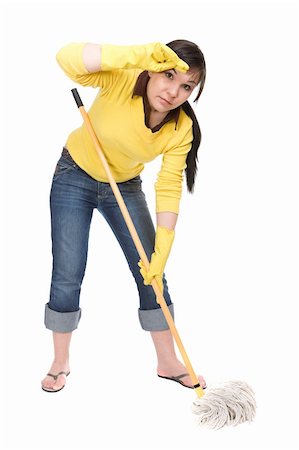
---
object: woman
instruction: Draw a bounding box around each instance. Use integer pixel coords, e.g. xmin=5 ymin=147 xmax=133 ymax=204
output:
xmin=41 ymin=40 xmax=207 ymax=392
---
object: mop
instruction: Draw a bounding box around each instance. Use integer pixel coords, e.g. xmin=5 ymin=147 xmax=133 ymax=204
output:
xmin=71 ymin=88 xmax=256 ymax=430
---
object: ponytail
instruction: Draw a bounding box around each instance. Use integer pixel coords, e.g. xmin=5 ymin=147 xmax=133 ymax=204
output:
xmin=182 ymin=101 xmax=201 ymax=193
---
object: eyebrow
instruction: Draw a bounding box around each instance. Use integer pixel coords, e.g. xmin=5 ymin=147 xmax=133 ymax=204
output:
xmin=172 ymin=68 xmax=197 ymax=84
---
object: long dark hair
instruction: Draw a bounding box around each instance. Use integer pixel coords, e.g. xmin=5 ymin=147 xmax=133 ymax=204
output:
xmin=166 ymin=40 xmax=206 ymax=193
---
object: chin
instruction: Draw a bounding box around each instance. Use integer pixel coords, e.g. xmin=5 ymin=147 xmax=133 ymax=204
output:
xmin=155 ymin=106 xmax=169 ymax=113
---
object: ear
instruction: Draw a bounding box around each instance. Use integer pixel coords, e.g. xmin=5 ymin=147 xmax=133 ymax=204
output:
xmin=148 ymin=71 xmax=153 ymax=78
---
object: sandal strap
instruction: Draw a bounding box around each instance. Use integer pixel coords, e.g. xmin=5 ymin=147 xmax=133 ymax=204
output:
xmin=171 ymin=373 xmax=189 ymax=381
xmin=46 ymin=371 xmax=70 ymax=381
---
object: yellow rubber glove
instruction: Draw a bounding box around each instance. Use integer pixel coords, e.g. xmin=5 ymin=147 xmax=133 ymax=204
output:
xmin=101 ymin=42 xmax=189 ymax=73
xmin=138 ymin=226 xmax=175 ymax=293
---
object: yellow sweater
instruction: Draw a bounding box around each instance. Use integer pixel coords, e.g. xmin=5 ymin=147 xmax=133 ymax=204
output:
xmin=56 ymin=43 xmax=193 ymax=213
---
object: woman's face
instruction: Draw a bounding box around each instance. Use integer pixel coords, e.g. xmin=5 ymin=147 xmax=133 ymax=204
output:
xmin=146 ymin=68 xmax=199 ymax=114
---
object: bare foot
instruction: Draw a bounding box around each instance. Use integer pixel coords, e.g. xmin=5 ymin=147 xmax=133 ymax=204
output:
xmin=41 ymin=361 xmax=70 ymax=392
xmin=157 ymin=360 xmax=206 ymax=388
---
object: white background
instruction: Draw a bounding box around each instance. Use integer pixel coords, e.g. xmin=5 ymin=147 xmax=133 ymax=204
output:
xmin=1 ymin=0 xmax=298 ymax=449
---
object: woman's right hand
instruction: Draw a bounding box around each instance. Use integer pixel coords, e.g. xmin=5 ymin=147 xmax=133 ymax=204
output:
xmin=142 ymin=42 xmax=189 ymax=72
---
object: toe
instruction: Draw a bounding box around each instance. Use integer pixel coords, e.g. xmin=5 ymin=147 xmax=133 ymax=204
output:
xmin=41 ymin=374 xmax=66 ymax=391
xmin=198 ymin=375 xmax=206 ymax=388
xmin=41 ymin=376 xmax=54 ymax=390
xmin=52 ymin=374 xmax=67 ymax=391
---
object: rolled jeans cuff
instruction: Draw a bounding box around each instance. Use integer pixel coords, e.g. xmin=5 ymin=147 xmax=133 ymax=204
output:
xmin=138 ymin=303 xmax=174 ymax=331
xmin=44 ymin=303 xmax=82 ymax=332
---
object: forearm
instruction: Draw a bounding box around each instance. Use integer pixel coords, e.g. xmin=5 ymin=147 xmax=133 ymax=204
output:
xmin=156 ymin=212 xmax=178 ymax=230
xmin=82 ymin=42 xmax=152 ymax=73
xmin=82 ymin=42 xmax=188 ymax=74
xmin=82 ymin=43 xmax=102 ymax=73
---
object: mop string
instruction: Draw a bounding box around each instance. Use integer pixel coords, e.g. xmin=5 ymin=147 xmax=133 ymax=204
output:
xmin=71 ymin=88 xmax=205 ymax=398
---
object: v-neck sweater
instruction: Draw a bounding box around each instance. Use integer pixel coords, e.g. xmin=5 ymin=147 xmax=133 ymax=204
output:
xmin=56 ymin=43 xmax=193 ymax=213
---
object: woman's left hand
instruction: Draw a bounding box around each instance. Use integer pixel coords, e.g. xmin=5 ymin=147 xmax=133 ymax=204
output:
xmin=138 ymin=259 xmax=164 ymax=293
xmin=138 ymin=226 xmax=175 ymax=294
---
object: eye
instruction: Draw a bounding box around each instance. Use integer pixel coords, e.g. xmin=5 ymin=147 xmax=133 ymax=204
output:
xmin=184 ymin=84 xmax=191 ymax=91
xmin=165 ymin=71 xmax=173 ymax=79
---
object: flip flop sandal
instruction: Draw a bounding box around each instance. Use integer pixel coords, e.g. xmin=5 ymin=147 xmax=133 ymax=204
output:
xmin=157 ymin=373 xmax=207 ymax=390
xmin=41 ymin=371 xmax=70 ymax=393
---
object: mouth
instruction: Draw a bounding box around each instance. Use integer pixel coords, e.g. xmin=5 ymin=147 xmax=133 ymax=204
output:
xmin=158 ymin=97 xmax=172 ymax=106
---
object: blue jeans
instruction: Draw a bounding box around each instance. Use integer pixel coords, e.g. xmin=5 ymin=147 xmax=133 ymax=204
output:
xmin=44 ymin=149 xmax=174 ymax=332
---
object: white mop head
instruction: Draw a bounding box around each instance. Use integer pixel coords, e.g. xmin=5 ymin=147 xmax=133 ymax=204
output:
xmin=192 ymin=380 xmax=256 ymax=430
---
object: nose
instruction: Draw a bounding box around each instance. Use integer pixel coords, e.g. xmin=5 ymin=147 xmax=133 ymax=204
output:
xmin=167 ymin=83 xmax=179 ymax=99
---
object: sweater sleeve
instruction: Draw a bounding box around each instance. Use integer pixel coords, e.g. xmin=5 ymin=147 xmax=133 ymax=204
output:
xmin=56 ymin=42 xmax=119 ymax=89
xmin=155 ymin=126 xmax=193 ymax=214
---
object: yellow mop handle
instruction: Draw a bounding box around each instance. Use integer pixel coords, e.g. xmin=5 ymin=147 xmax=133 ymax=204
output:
xmin=71 ymin=89 xmax=204 ymax=398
